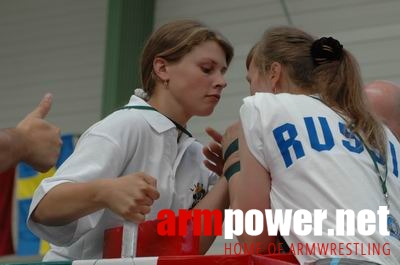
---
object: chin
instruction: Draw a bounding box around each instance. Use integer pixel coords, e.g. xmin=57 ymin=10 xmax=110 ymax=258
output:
xmin=196 ymin=107 xmax=215 ymax=117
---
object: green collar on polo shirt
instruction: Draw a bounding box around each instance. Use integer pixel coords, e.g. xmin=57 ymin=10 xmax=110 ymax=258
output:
xmin=120 ymin=105 xmax=192 ymax=138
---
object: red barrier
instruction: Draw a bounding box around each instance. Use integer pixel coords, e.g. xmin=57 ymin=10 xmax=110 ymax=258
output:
xmin=103 ymin=218 xmax=199 ymax=258
xmin=103 ymin=217 xmax=299 ymax=264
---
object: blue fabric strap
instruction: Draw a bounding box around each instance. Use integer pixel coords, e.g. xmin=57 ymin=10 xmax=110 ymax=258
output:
xmin=224 ymin=161 xmax=240 ymax=182
xmin=224 ymin=138 xmax=239 ymax=160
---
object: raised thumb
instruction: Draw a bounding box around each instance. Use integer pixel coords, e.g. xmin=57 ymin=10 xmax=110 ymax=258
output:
xmin=30 ymin=93 xmax=52 ymax=118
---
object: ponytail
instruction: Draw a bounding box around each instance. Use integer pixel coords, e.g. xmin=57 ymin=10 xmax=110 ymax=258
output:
xmin=311 ymin=37 xmax=387 ymax=158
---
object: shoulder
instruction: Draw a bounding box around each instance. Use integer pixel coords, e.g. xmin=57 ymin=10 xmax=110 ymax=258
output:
xmin=87 ymin=95 xmax=152 ymax=135
xmin=240 ymin=93 xmax=289 ymax=122
xmin=385 ymin=125 xmax=400 ymax=145
xmin=243 ymin=93 xmax=315 ymax=108
xmin=242 ymin=93 xmax=327 ymax=118
xmin=77 ymin=107 xmax=151 ymax=153
xmin=86 ymin=108 xmax=148 ymax=137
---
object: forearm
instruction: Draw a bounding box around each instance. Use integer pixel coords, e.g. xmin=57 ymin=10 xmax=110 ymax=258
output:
xmin=230 ymin=176 xmax=276 ymax=252
xmin=194 ymin=177 xmax=229 ymax=254
xmin=227 ymin=127 xmax=277 ymax=252
xmin=0 ymin=128 xmax=25 ymax=172
xmin=31 ymin=180 xmax=108 ymax=226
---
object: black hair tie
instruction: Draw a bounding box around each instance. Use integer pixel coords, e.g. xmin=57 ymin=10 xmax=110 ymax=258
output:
xmin=311 ymin=37 xmax=343 ymax=66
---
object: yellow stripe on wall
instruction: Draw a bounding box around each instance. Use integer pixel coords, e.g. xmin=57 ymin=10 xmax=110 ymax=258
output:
xmin=16 ymin=168 xmax=56 ymax=200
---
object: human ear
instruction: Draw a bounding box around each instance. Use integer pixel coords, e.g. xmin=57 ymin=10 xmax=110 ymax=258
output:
xmin=269 ymin=62 xmax=282 ymax=91
xmin=153 ymin=57 xmax=169 ymax=82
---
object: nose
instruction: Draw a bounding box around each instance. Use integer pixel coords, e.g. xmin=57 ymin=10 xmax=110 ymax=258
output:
xmin=214 ymin=72 xmax=227 ymax=90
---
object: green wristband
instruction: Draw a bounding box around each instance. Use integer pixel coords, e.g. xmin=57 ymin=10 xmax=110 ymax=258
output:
xmin=224 ymin=138 xmax=239 ymax=161
xmin=224 ymin=161 xmax=241 ymax=182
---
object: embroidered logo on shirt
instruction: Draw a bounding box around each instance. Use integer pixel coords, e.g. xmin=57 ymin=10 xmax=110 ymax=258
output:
xmin=388 ymin=214 xmax=400 ymax=241
xmin=189 ymin=183 xmax=206 ymax=209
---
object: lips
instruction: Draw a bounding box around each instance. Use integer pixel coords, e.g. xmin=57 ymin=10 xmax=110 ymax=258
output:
xmin=206 ymin=94 xmax=221 ymax=101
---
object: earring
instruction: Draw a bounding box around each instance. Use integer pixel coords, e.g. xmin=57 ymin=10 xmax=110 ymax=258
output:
xmin=163 ymin=80 xmax=169 ymax=89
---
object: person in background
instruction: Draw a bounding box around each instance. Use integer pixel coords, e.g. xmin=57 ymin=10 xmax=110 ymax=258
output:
xmin=223 ymin=26 xmax=400 ymax=264
xmin=365 ymin=80 xmax=400 ymax=139
xmin=0 ymin=93 xmax=61 ymax=173
xmin=28 ymin=20 xmax=233 ymax=261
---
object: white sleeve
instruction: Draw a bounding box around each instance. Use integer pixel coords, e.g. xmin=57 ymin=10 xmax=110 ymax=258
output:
xmin=240 ymin=96 xmax=270 ymax=171
xmin=27 ymin=132 xmax=125 ymax=246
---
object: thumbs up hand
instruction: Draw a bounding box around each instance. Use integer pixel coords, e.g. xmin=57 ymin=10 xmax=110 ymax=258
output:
xmin=28 ymin=93 xmax=53 ymax=119
xmin=16 ymin=94 xmax=62 ymax=172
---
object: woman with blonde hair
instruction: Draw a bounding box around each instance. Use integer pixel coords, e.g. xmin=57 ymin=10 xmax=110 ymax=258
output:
xmin=28 ymin=20 xmax=233 ymax=261
xmin=224 ymin=26 xmax=400 ymax=264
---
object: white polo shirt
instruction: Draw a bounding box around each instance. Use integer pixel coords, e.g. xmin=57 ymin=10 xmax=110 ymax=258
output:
xmin=240 ymin=93 xmax=400 ymax=265
xmin=28 ymin=95 xmax=215 ymax=260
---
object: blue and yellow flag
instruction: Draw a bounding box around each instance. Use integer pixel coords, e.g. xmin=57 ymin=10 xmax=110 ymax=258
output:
xmin=16 ymin=134 xmax=76 ymax=256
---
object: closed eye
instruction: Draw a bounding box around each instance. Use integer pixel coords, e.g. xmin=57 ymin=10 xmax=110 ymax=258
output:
xmin=201 ymin=66 xmax=213 ymax=74
xmin=221 ymin=66 xmax=227 ymax=75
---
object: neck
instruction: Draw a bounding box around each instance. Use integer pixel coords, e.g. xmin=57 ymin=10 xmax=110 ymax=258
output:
xmin=279 ymin=84 xmax=309 ymax=95
xmin=277 ymin=71 xmax=313 ymax=95
xmin=290 ymin=86 xmax=313 ymax=95
xmin=147 ymin=90 xmax=191 ymax=127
